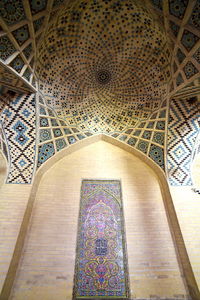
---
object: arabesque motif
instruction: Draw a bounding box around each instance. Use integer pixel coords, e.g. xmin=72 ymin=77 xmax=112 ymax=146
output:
xmin=73 ymin=180 xmax=129 ymax=299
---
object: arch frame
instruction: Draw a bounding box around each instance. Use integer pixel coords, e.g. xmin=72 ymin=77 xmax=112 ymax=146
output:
xmin=0 ymin=134 xmax=199 ymax=300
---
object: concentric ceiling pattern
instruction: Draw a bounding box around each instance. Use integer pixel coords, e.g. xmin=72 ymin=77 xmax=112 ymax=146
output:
xmin=37 ymin=0 xmax=171 ymax=132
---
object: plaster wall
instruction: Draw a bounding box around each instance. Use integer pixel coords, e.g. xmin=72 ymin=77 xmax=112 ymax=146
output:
xmin=0 ymin=152 xmax=32 ymax=293
xmin=0 ymin=182 xmax=31 ymax=293
xmin=0 ymin=152 xmax=6 ymax=188
xmin=170 ymin=186 xmax=200 ymax=290
xmin=10 ymin=141 xmax=186 ymax=299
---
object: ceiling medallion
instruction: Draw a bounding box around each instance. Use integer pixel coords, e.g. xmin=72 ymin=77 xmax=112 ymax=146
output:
xmin=95 ymin=69 xmax=112 ymax=85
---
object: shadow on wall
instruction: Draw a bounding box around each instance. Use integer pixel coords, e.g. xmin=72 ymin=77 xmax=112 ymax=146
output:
xmin=0 ymin=151 xmax=7 ymax=188
xmin=192 ymin=152 xmax=200 ymax=190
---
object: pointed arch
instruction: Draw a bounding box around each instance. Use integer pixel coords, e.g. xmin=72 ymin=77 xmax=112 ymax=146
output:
xmin=1 ymin=134 xmax=199 ymax=300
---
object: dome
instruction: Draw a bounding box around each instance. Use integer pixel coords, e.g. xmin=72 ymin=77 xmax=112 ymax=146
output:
xmin=36 ymin=0 xmax=171 ymax=132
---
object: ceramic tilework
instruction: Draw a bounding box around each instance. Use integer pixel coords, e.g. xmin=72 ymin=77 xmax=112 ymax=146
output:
xmin=142 ymin=130 xmax=152 ymax=140
xmin=193 ymin=48 xmax=200 ymax=64
xmin=169 ymin=0 xmax=188 ymax=19
xmin=0 ymin=0 xmax=26 ymax=25
xmin=0 ymin=35 xmax=16 ymax=61
xmin=37 ymin=141 xmax=55 ymax=168
xmin=169 ymin=21 xmax=180 ymax=38
xmin=36 ymin=0 xmax=170 ymax=139
xmin=30 ymin=0 xmax=48 ymax=15
xmin=183 ymin=61 xmax=198 ymax=79
xmin=0 ymin=0 xmax=45 ymax=92
xmin=55 ymin=138 xmax=67 ymax=151
xmin=152 ymin=131 xmax=165 ymax=145
xmin=0 ymin=92 xmax=36 ymax=184
xmin=9 ymin=55 xmax=25 ymax=73
xmin=151 ymin=0 xmax=163 ymax=11
xmin=176 ymin=73 xmax=184 ymax=86
xmin=36 ymin=94 xmax=166 ymax=172
xmin=188 ymin=0 xmax=200 ymax=30
xmin=74 ymin=180 xmax=129 ymax=299
xmin=0 ymin=64 xmax=33 ymax=93
xmin=23 ymin=43 xmax=33 ymax=60
xmin=176 ymin=49 xmax=186 ymax=64
xmin=167 ymin=98 xmax=200 ymax=186
xmin=33 ymin=16 xmax=45 ymax=32
xmin=149 ymin=144 xmax=165 ymax=169
xmin=53 ymin=0 xmax=65 ymax=7
xmin=12 ymin=24 xmax=30 ymax=46
xmin=39 ymin=129 xmax=52 ymax=142
xmin=53 ymin=128 xmax=63 ymax=137
xmin=168 ymin=0 xmax=200 ymax=94
xmin=2 ymin=0 xmax=199 ymax=183
xmin=23 ymin=68 xmax=32 ymax=81
xmin=137 ymin=140 xmax=149 ymax=154
xmin=181 ymin=30 xmax=199 ymax=52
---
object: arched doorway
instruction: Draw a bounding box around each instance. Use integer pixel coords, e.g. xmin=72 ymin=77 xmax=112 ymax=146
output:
xmin=9 ymin=139 xmax=187 ymax=300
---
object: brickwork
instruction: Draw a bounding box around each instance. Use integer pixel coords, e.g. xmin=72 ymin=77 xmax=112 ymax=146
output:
xmin=10 ymin=142 xmax=186 ymax=300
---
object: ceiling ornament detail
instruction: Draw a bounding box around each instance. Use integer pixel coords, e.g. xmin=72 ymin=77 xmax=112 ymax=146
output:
xmin=167 ymin=0 xmax=200 ymax=97
xmin=0 ymin=0 xmax=68 ymax=93
xmin=37 ymin=0 xmax=171 ymax=135
xmin=36 ymin=93 xmax=167 ymax=171
xmin=0 ymin=0 xmax=199 ymax=183
xmin=167 ymin=97 xmax=200 ymax=186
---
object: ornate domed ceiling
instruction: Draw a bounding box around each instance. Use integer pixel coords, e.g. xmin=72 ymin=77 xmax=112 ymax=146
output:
xmin=0 ymin=0 xmax=199 ymax=185
xmin=36 ymin=0 xmax=171 ymax=132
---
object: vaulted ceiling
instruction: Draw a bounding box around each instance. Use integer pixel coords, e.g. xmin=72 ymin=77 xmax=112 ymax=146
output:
xmin=0 ymin=0 xmax=199 ymax=96
xmin=0 ymin=0 xmax=199 ymax=185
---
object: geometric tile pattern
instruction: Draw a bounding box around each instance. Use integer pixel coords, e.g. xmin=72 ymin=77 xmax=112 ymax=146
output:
xmin=167 ymin=0 xmax=200 ymax=96
xmin=183 ymin=61 xmax=199 ymax=79
xmin=181 ymin=30 xmax=199 ymax=52
xmin=36 ymin=94 xmax=167 ymax=172
xmin=36 ymin=0 xmax=170 ymax=139
xmin=0 ymin=0 xmax=67 ymax=92
xmin=12 ymin=24 xmax=30 ymax=46
xmin=0 ymin=35 xmax=16 ymax=61
xmin=0 ymin=61 xmax=34 ymax=94
xmin=188 ymin=0 xmax=200 ymax=30
xmin=169 ymin=0 xmax=188 ymax=20
xmin=0 ymin=0 xmax=199 ymax=185
xmin=193 ymin=47 xmax=200 ymax=64
xmin=0 ymin=0 xmax=26 ymax=26
xmin=167 ymin=98 xmax=200 ymax=186
xmin=9 ymin=55 xmax=25 ymax=73
xmin=0 ymin=92 xmax=36 ymax=184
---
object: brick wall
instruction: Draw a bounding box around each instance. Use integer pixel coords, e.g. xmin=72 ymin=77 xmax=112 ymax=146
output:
xmin=9 ymin=141 xmax=186 ymax=300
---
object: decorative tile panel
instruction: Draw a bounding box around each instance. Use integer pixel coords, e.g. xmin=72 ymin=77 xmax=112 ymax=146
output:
xmin=169 ymin=0 xmax=188 ymax=19
xmin=167 ymin=98 xmax=200 ymax=186
xmin=0 ymin=0 xmax=26 ymax=25
xmin=30 ymin=0 xmax=48 ymax=15
xmin=193 ymin=47 xmax=200 ymax=64
xmin=188 ymin=0 xmax=200 ymax=30
xmin=181 ymin=30 xmax=199 ymax=52
xmin=0 ymin=35 xmax=16 ymax=61
xmin=183 ymin=61 xmax=198 ymax=79
xmin=12 ymin=24 xmax=30 ymax=46
xmin=149 ymin=144 xmax=165 ymax=169
xmin=9 ymin=55 xmax=25 ymax=73
xmin=73 ymin=179 xmax=130 ymax=299
xmin=37 ymin=141 xmax=55 ymax=168
xmin=0 ymin=92 xmax=36 ymax=184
